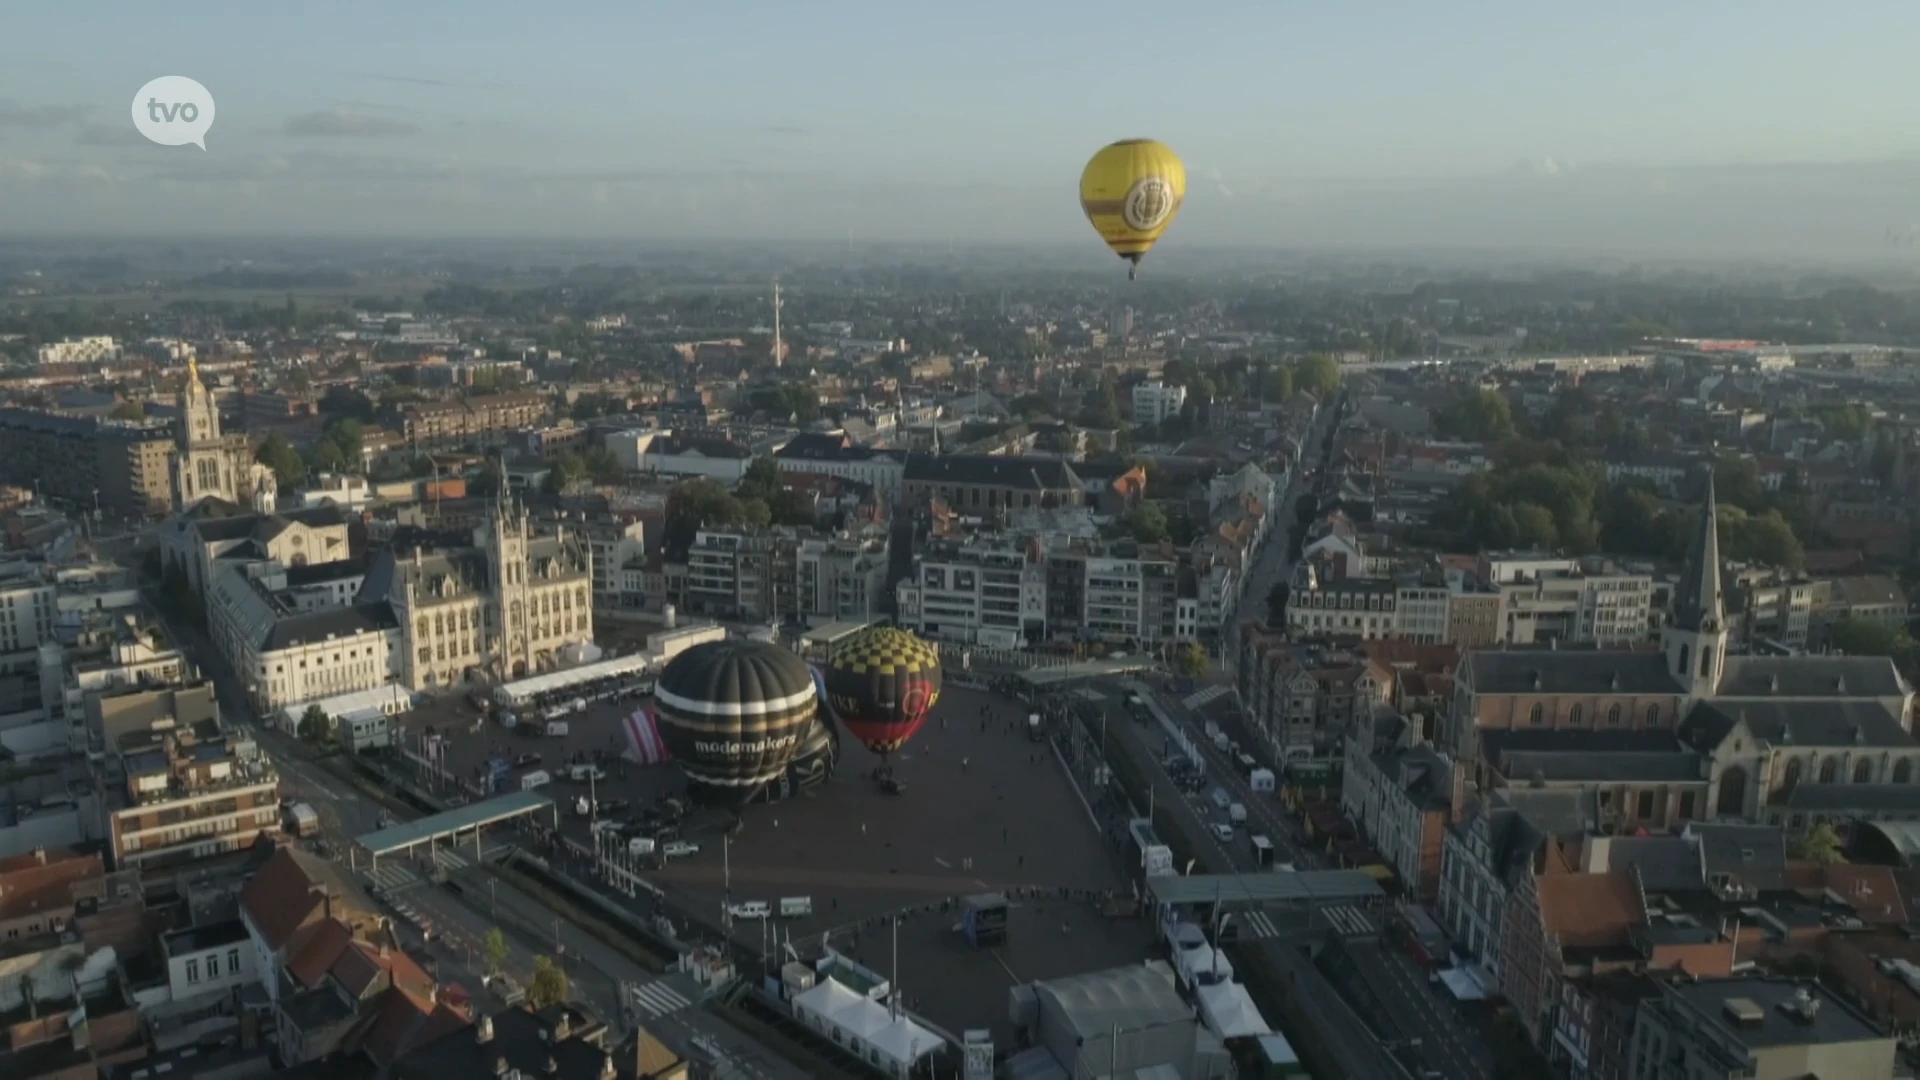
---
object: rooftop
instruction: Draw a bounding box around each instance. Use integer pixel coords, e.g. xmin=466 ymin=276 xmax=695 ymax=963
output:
xmin=1669 ymin=976 xmax=1883 ymax=1050
xmin=354 ymin=790 xmax=554 ymax=857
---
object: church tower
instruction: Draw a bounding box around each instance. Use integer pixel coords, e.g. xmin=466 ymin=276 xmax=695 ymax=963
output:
xmin=1663 ymin=473 xmax=1728 ymax=698
xmin=171 ymin=358 xmax=246 ymax=509
xmin=485 ymin=488 xmax=533 ymax=678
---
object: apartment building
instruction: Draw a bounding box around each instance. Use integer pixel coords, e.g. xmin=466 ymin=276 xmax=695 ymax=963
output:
xmin=206 ymin=561 xmax=402 ymax=712
xmin=0 ymin=408 xmax=175 ymax=516
xmin=399 ymin=391 xmax=547 ymax=447
xmin=1340 ymin=718 xmax=1460 ymax=903
xmin=0 ymin=571 xmax=57 ymax=652
xmin=897 ymin=535 xmax=1047 ymax=649
xmin=1479 ymin=555 xmax=1653 ymax=648
xmin=1131 ymin=381 xmax=1187 ymax=426
xmin=795 ymin=531 xmax=889 ymax=623
xmin=107 ymin=718 xmax=280 ymax=870
xmin=36 ymin=336 xmax=120 ymax=366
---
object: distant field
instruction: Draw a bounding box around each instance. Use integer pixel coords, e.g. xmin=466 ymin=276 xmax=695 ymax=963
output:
xmin=17 ymin=278 xmax=440 ymax=312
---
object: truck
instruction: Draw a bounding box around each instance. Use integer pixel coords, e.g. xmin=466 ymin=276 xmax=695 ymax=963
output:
xmin=285 ymin=802 xmax=321 ymax=838
xmin=1229 ymin=802 xmax=1247 ymax=827
xmin=1248 ymin=767 xmax=1276 ymax=794
xmin=1249 ymin=833 xmax=1274 ymax=867
xmin=519 ymin=769 xmax=552 ymax=791
xmin=543 ymin=721 xmax=570 ymax=737
xmin=1026 ymin=713 xmax=1043 ymax=742
xmin=566 ymin=764 xmax=606 ymax=782
xmin=779 ymin=896 xmax=813 ymax=918
xmin=1204 ymin=721 xmax=1230 ymax=752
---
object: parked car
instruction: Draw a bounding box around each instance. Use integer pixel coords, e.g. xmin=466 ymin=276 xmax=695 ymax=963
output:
xmin=662 ymin=841 xmax=699 ymax=859
xmin=513 ymin=752 xmax=542 ymax=769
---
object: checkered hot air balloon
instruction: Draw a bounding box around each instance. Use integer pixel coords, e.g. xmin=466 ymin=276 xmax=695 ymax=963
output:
xmin=822 ymin=626 xmax=943 ymax=759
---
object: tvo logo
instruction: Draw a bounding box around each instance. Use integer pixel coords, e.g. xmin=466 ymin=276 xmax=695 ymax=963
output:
xmin=130 ymin=76 xmax=215 ymax=149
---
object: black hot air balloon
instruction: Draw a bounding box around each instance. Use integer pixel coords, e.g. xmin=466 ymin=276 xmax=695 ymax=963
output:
xmin=822 ymin=626 xmax=943 ymax=760
xmin=654 ymin=640 xmax=816 ymax=805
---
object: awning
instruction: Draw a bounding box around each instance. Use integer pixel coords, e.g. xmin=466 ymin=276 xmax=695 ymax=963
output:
xmin=1358 ymin=864 xmax=1394 ymax=881
xmin=1438 ymin=966 xmax=1489 ymax=1001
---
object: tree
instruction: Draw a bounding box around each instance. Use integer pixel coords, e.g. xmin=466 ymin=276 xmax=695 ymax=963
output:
xmin=1123 ymin=503 xmax=1170 ymax=544
xmin=1294 ymin=353 xmax=1341 ymax=397
xmin=297 ymin=705 xmax=331 ymax=745
xmin=1789 ymin=822 xmax=1846 ymax=864
xmin=109 ymin=401 xmax=144 ymax=421
xmin=1259 ymin=364 xmax=1294 ymax=403
xmin=1172 ymin=643 xmax=1208 ymax=679
xmin=738 ymin=456 xmax=781 ymax=502
xmin=582 ymin=445 xmax=625 ymax=485
xmin=543 ymin=452 xmax=587 ymax=495
xmin=255 ymin=431 xmax=307 ymax=488
xmin=1436 ymin=389 xmax=1516 ymax=442
xmin=768 ymin=488 xmax=817 ymax=527
xmin=526 ymin=955 xmax=568 ymax=1009
xmin=482 ymin=928 xmax=509 ymax=978
xmin=1828 ymin=617 xmax=1912 ymax=658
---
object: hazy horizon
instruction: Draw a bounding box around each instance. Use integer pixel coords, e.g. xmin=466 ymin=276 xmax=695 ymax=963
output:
xmin=6 ymin=1 xmax=1920 ymax=262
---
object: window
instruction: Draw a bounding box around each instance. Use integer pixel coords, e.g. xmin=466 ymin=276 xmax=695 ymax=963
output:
xmin=1854 ymin=759 xmax=1873 ymax=784
xmin=207 ymin=954 xmax=219 ymax=977
xmin=1819 ymin=757 xmax=1839 ymax=784
xmin=1607 ymin=704 xmax=1622 ymax=726
xmin=1529 ymin=703 xmax=1544 ymax=726
xmin=1645 ymin=705 xmax=1660 ymax=727
xmin=1569 ymin=705 xmax=1584 ymax=726
xmin=1636 ymin=791 xmax=1655 ymax=819
xmin=186 ymin=959 xmax=199 ymax=983
xmin=1896 ymin=759 xmax=1914 ymax=784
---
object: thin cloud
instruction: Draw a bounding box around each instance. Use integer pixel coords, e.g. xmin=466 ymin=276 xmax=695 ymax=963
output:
xmin=76 ymin=124 xmax=149 ymax=147
xmin=0 ymin=99 xmax=89 ymax=129
xmin=283 ymin=110 xmax=421 ymax=138
xmin=351 ymin=71 xmax=505 ymax=91
xmin=762 ymin=125 xmax=807 ymax=136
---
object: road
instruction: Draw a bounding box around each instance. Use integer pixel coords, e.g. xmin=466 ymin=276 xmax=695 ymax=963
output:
xmin=1227 ymin=392 xmax=1345 ymax=664
xmin=1344 ymin=939 xmax=1493 ymax=1080
xmin=1153 ymin=686 xmax=1316 ymax=870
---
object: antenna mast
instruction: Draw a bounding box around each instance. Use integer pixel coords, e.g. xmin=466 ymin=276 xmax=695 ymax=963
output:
xmin=772 ymin=280 xmax=783 ymax=368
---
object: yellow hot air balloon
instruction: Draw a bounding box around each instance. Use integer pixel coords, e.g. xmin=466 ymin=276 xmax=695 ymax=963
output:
xmin=1080 ymin=139 xmax=1187 ymax=280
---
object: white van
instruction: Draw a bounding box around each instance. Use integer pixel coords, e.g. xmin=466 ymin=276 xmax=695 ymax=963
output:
xmin=567 ymin=764 xmax=606 ymax=782
xmin=519 ymin=769 xmax=551 ymax=791
xmin=728 ymin=901 xmax=771 ymax=920
xmin=627 ymin=836 xmax=656 ymax=858
xmin=661 ymin=840 xmax=698 ymax=859
xmin=1229 ymin=803 xmax=1247 ymax=827
xmin=779 ymin=896 xmax=812 ymax=918
xmin=544 ymin=721 xmax=570 ymax=737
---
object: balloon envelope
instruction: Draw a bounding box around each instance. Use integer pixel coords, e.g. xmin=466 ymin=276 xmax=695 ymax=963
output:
xmin=1079 ymin=139 xmax=1187 ymax=279
xmin=823 ymin=626 xmax=943 ymax=755
xmin=653 ymin=640 xmax=815 ymax=804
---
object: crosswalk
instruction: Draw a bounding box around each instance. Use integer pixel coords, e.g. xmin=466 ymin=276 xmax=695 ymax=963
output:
xmin=1184 ymin=685 xmax=1233 ymax=709
xmin=627 ymin=976 xmax=697 ymax=1021
xmin=1231 ymin=904 xmax=1375 ymax=941
xmin=1320 ymin=904 xmax=1375 ymax=938
xmin=1238 ymin=911 xmax=1281 ymax=939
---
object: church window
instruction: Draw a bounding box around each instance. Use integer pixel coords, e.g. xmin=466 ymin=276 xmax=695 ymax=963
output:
xmin=1677 ymin=645 xmax=1690 ymax=677
xmin=1569 ymin=705 xmax=1584 ymax=726
xmin=1783 ymin=758 xmax=1802 ymax=790
xmin=1819 ymin=757 xmax=1839 ymax=784
xmin=1607 ymin=704 xmax=1622 ymax=726
xmin=1645 ymin=705 xmax=1660 ymax=727
xmin=1854 ymin=759 xmax=1873 ymax=784
xmin=417 ymin=647 xmax=431 ymax=663
xmin=1528 ymin=704 xmax=1544 ymax=726
xmin=416 ymin=617 xmax=428 ymax=637
xmin=1896 ymin=759 xmax=1914 ymax=784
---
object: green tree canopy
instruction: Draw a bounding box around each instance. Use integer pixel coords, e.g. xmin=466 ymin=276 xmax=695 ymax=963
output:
xmin=526 ymin=955 xmax=569 ymax=1009
xmin=1789 ymin=822 xmax=1846 ymax=864
xmin=1828 ymin=617 xmax=1913 ymax=658
xmin=1436 ymin=389 xmax=1516 ymax=442
xmin=1172 ymin=643 xmax=1208 ymax=679
xmin=255 ymin=431 xmax=307 ymax=488
xmin=482 ymin=928 xmax=509 ymax=977
xmin=1294 ymin=353 xmax=1342 ymax=397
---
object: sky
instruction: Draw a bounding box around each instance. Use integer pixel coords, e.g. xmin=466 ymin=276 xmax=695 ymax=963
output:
xmin=3 ymin=1 xmax=1920 ymax=257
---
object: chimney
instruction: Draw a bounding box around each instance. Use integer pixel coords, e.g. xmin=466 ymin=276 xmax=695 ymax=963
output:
xmin=477 ymin=1014 xmax=494 ymax=1044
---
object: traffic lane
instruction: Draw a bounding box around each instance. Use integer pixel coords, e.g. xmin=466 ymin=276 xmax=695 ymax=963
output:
xmin=1102 ymin=697 xmax=1251 ymax=875
xmin=1367 ymin=942 xmax=1493 ymax=1079
xmin=397 ymin=872 xmax=622 ymax=1018
xmin=1151 ymin=690 xmax=1310 ymax=866
xmin=1351 ymin=943 xmax=1487 ymax=1080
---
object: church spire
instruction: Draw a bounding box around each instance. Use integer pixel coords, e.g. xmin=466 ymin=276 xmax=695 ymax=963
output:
xmin=1674 ymin=472 xmax=1722 ymax=632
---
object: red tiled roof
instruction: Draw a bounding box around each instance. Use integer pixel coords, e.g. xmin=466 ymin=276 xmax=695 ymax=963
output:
xmin=356 ymin=986 xmax=471 ymax=1068
xmin=1539 ymin=872 xmax=1645 ymax=949
xmin=285 ymin=918 xmax=354 ymax=990
xmin=239 ymin=845 xmax=366 ymax=952
xmin=0 ymin=848 xmax=102 ymax=924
